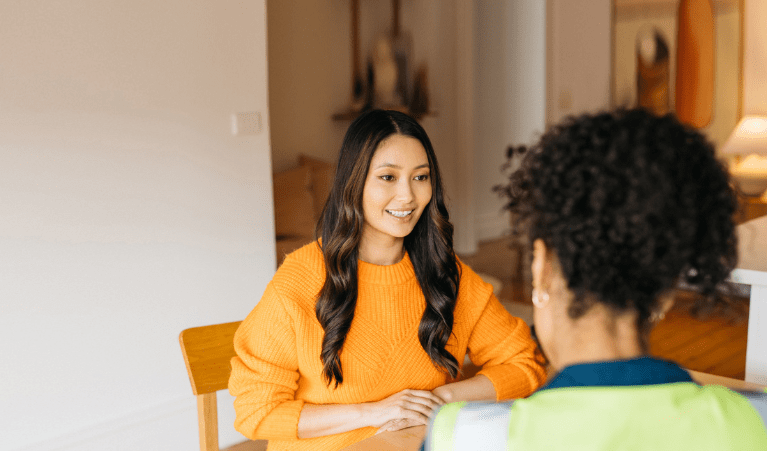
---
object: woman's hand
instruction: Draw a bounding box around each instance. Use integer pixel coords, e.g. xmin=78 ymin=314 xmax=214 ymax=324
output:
xmin=431 ymin=385 xmax=455 ymax=404
xmin=297 ymin=388 xmax=445 ymax=438
xmin=431 ymin=374 xmax=497 ymax=405
xmin=369 ymin=389 xmax=445 ymax=433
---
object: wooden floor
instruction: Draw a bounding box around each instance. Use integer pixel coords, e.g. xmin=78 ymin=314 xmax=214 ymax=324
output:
xmin=459 ymin=236 xmax=749 ymax=380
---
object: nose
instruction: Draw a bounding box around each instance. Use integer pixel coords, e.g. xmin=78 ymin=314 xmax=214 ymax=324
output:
xmin=396 ymin=179 xmax=416 ymax=203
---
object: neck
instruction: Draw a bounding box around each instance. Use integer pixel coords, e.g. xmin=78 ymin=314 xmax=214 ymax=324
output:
xmin=550 ymin=304 xmax=644 ymax=370
xmin=358 ymin=237 xmax=405 ymax=266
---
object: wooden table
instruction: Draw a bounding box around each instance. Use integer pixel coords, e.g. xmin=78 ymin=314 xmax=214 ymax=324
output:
xmin=730 ymin=214 xmax=767 ymax=385
xmin=341 ymin=425 xmax=426 ymax=451
xmin=341 ymin=371 xmax=766 ymax=451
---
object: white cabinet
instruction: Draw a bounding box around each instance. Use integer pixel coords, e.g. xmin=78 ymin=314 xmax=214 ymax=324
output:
xmin=731 ymin=214 xmax=767 ymax=385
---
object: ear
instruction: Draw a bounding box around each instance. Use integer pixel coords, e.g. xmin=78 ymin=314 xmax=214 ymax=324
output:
xmin=532 ymin=239 xmax=547 ymax=290
xmin=658 ymin=294 xmax=675 ymax=317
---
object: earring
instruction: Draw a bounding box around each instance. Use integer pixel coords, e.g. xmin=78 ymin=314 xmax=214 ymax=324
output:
xmin=532 ymin=288 xmax=549 ymax=308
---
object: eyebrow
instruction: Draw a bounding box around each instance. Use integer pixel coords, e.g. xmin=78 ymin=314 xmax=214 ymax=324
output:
xmin=374 ymin=163 xmax=430 ymax=170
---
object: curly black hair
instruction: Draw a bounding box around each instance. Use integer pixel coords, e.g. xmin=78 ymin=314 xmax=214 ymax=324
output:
xmin=496 ymin=108 xmax=738 ymax=331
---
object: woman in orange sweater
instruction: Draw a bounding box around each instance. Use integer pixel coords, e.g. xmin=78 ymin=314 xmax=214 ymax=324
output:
xmin=229 ymin=109 xmax=546 ymax=451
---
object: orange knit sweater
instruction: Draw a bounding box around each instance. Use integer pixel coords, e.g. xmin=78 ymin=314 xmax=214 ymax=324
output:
xmin=229 ymin=242 xmax=546 ymax=451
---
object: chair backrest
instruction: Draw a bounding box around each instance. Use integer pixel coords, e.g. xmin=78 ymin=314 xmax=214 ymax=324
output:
xmin=179 ymin=321 xmax=243 ymax=451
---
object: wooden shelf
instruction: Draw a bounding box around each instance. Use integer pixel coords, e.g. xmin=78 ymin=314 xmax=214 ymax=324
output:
xmin=332 ymin=107 xmax=435 ymax=122
xmin=336 ymin=0 xmax=432 ymax=123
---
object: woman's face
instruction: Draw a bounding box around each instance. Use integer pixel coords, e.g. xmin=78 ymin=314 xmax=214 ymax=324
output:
xmin=360 ymin=134 xmax=433 ymax=248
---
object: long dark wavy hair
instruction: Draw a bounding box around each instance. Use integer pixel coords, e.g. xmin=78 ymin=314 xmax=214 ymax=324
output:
xmin=496 ymin=108 xmax=738 ymax=339
xmin=315 ymin=109 xmax=460 ymax=387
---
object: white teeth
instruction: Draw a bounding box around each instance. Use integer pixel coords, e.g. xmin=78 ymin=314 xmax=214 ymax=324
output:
xmin=387 ymin=210 xmax=413 ymax=218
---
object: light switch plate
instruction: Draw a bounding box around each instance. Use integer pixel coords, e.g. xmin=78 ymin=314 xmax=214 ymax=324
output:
xmin=231 ymin=112 xmax=262 ymax=135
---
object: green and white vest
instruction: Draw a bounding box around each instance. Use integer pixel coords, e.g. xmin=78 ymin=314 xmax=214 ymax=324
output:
xmin=427 ymin=383 xmax=767 ymax=451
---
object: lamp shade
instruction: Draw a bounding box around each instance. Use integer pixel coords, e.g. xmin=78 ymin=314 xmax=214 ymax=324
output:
xmin=724 ymin=116 xmax=767 ymax=196
xmin=720 ymin=116 xmax=767 ymax=156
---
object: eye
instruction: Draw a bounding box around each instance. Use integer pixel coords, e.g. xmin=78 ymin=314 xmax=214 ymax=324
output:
xmin=379 ymin=174 xmax=395 ymax=182
xmin=414 ymin=174 xmax=429 ymax=181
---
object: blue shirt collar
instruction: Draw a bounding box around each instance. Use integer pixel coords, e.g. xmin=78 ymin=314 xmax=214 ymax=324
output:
xmin=541 ymin=356 xmax=694 ymax=390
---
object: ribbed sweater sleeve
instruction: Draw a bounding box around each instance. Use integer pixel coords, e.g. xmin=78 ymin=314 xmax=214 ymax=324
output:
xmin=470 ymin=293 xmax=547 ymax=399
xmin=457 ymin=265 xmax=547 ymax=400
xmin=229 ymin=282 xmax=305 ymax=440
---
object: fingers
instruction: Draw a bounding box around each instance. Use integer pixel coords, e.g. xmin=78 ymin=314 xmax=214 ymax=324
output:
xmin=377 ymin=417 xmax=423 ymax=433
xmin=401 ymin=389 xmax=445 ymax=411
xmin=408 ymin=389 xmax=447 ymax=405
xmin=398 ymin=399 xmax=438 ymax=419
xmin=390 ymin=390 xmax=444 ymax=422
xmin=373 ymin=388 xmax=447 ymax=428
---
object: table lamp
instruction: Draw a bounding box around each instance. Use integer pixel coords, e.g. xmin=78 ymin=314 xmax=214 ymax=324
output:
xmin=721 ymin=116 xmax=767 ymax=196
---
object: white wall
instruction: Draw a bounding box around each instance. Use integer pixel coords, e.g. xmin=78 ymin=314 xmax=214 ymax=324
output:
xmin=546 ymin=0 xmax=612 ymax=125
xmin=266 ymin=0 xmax=350 ymax=173
xmin=744 ymin=0 xmax=767 ymax=114
xmin=0 ymin=1 xmax=274 ymax=450
xmin=474 ymin=1 xmax=547 ymax=241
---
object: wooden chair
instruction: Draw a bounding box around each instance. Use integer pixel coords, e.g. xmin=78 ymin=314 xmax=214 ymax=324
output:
xmin=179 ymin=321 xmax=268 ymax=451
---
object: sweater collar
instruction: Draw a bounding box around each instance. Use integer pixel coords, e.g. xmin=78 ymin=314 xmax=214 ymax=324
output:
xmin=357 ymin=252 xmax=416 ymax=285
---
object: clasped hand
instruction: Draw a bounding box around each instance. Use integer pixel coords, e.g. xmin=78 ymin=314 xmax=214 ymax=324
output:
xmin=372 ymin=388 xmax=446 ymax=434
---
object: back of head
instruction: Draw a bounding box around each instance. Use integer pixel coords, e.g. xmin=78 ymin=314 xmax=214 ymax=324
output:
xmin=498 ymin=108 xmax=738 ymax=325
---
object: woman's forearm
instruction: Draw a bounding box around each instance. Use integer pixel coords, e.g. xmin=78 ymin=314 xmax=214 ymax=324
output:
xmin=297 ymin=402 xmax=372 ymax=439
xmin=297 ymin=376 xmax=497 ymax=439
xmin=297 ymin=388 xmax=445 ymax=439
xmin=432 ymin=374 xmax=497 ymax=404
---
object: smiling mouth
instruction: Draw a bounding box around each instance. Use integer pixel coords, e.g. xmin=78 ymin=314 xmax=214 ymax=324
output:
xmin=386 ymin=210 xmax=414 ymax=218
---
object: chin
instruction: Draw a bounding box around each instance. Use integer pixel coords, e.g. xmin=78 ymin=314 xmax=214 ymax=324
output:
xmin=386 ymin=218 xmax=420 ymax=235
xmin=389 ymin=228 xmax=416 ymax=239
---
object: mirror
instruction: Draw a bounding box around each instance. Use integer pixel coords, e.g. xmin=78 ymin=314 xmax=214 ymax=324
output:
xmin=612 ymin=0 xmax=743 ymax=149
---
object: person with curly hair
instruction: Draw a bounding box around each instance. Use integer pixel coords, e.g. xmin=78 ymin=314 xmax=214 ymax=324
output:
xmin=425 ymin=108 xmax=767 ymax=450
xmin=229 ymin=109 xmax=546 ymax=451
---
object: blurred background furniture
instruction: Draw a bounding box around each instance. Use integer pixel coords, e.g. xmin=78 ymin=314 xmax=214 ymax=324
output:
xmin=722 ymin=115 xmax=767 ymax=198
xmin=721 ymin=115 xmax=767 ymax=224
xmin=675 ymin=0 xmax=715 ymax=128
xmin=273 ymin=155 xmax=334 ymax=266
xmin=179 ymin=322 xmax=267 ymax=451
xmin=611 ymin=0 xmax=743 ymax=149
xmin=730 ymin=214 xmax=767 ymax=385
xmin=736 ymin=194 xmax=767 ymax=224
xmin=332 ymin=0 xmax=431 ymax=121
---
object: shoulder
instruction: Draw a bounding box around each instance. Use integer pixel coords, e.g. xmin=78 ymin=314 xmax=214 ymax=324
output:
xmin=453 ymin=257 xmax=495 ymax=314
xmin=270 ymin=240 xmax=325 ymax=313
xmin=734 ymin=389 xmax=767 ymax=430
xmin=455 ymin=258 xmax=493 ymax=296
xmin=280 ymin=240 xmax=324 ymax=270
xmin=275 ymin=240 xmax=324 ymax=280
xmin=426 ymin=401 xmax=514 ymax=451
xmin=702 ymin=385 xmax=767 ymax=429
